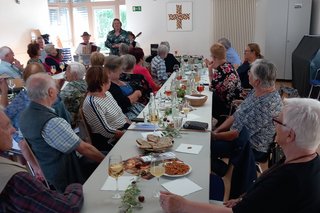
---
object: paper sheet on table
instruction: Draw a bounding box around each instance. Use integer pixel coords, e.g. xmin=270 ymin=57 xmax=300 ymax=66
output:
xmin=162 ymin=177 xmax=202 ymax=196
xmin=185 ymin=113 xmax=200 ymax=121
xmin=101 ymin=176 xmax=137 ymax=191
xmin=175 ymin=143 xmax=203 ymax=154
xmin=141 ymin=131 xmax=163 ymax=139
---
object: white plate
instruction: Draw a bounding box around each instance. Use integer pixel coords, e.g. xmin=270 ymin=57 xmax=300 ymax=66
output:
xmin=163 ymin=162 xmax=192 ymax=177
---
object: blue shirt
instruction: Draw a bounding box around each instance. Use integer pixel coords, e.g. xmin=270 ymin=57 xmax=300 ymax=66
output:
xmin=0 ymin=61 xmax=22 ymax=78
xmin=226 ymin=48 xmax=241 ymax=66
xmin=231 ymin=90 xmax=282 ymax=153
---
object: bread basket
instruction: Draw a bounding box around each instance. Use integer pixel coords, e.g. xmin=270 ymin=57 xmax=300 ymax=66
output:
xmin=184 ymin=94 xmax=208 ymax=107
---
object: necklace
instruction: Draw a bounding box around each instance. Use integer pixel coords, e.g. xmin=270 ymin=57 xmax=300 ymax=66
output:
xmin=285 ymin=153 xmax=317 ymax=164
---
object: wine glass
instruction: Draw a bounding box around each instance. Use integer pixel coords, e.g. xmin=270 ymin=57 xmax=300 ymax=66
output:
xmin=59 ymin=62 xmax=65 ymax=71
xmin=182 ymin=101 xmax=191 ymax=119
xmin=176 ymin=69 xmax=183 ymax=81
xmin=149 ymin=154 xmax=165 ymax=198
xmin=51 ymin=65 xmax=57 ymax=75
xmin=197 ymin=84 xmax=205 ymax=94
xmin=164 ymin=87 xmax=172 ymax=100
xmin=108 ymin=155 xmax=124 ymax=199
xmin=173 ymin=64 xmax=179 ymax=72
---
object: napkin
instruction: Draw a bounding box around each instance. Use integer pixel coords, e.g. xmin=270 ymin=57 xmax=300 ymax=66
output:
xmin=162 ymin=177 xmax=202 ymax=196
xmin=129 ymin=122 xmax=159 ymax=131
xmin=185 ymin=113 xmax=200 ymax=121
xmin=175 ymin=143 xmax=203 ymax=154
xmin=101 ymin=176 xmax=137 ymax=191
xmin=184 ymin=95 xmax=205 ymax=100
xmin=141 ymin=131 xmax=163 ymax=139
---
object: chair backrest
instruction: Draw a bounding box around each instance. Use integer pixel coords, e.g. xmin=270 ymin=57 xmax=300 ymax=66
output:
xmin=77 ymin=108 xmax=93 ymax=144
xmin=20 ymin=141 xmax=50 ymax=189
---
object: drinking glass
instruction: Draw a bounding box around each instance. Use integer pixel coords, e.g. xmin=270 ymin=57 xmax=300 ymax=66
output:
xmin=173 ymin=64 xmax=180 ymax=72
xmin=182 ymin=101 xmax=191 ymax=118
xmin=164 ymin=87 xmax=172 ymax=100
xmin=59 ymin=62 xmax=65 ymax=71
xmin=149 ymin=154 xmax=165 ymax=197
xmin=7 ymin=79 xmax=16 ymax=92
xmin=173 ymin=116 xmax=184 ymax=137
xmin=50 ymin=65 xmax=57 ymax=75
xmin=149 ymin=110 xmax=159 ymax=133
xmin=197 ymin=84 xmax=205 ymax=94
xmin=108 ymin=155 xmax=124 ymax=199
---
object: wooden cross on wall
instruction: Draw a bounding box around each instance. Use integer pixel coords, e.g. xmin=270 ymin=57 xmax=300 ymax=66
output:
xmin=168 ymin=5 xmax=190 ymax=29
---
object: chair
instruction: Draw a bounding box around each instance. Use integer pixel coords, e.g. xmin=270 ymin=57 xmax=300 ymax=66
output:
xmin=308 ymin=68 xmax=320 ymax=99
xmin=20 ymin=141 xmax=50 ymax=189
xmin=77 ymin=108 xmax=93 ymax=144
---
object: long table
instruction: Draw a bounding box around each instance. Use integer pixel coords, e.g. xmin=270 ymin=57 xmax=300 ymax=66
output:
xmin=81 ymin=69 xmax=212 ymax=212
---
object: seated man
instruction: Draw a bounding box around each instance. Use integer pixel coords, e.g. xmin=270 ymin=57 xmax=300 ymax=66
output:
xmin=75 ymin=32 xmax=98 ymax=55
xmin=151 ymin=44 xmax=169 ymax=84
xmin=0 ymin=46 xmax=24 ymax=78
xmin=19 ymin=73 xmax=105 ymax=192
xmin=0 ymin=107 xmax=84 ymax=212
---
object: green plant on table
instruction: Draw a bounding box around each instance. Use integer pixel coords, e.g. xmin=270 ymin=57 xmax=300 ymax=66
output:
xmin=120 ymin=180 xmax=144 ymax=213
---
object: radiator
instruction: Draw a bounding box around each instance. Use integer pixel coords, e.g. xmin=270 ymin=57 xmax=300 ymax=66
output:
xmin=212 ymin=0 xmax=256 ymax=61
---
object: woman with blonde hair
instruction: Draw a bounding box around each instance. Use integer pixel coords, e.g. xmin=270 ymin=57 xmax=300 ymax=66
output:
xmin=208 ymin=43 xmax=242 ymax=125
xmin=90 ymin=52 xmax=105 ymax=67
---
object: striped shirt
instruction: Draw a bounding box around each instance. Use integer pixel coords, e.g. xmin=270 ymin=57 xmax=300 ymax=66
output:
xmin=82 ymin=92 xmax=127 ymax=139
xmin=151 ymin=55 xmax=168 ymax=81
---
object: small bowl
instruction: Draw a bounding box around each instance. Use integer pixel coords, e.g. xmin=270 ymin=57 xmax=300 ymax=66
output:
xmin=185 ymin=94 xmax=208 ymax=107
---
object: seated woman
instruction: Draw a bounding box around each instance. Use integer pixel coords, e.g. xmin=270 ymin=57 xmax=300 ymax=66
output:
xmin=44 ymin=45 xmax=65 ymax=74
xmin=160 ymin=41 xmax=180 ymax=74
xmin=82 ymin=66 xmax=131 ymax=152
xmin=129 ymin=47 xmax=160 ymax=92
xmin=218 ymin=37 xmax=241 ymax=69
xmin=26 ymin=42 xmax=43 ymax=64
xmin=237 ymin=43 xmax=263 ymax=89
xmin=60 ymin=62 xmax=87 ymax=128
xmin=120 ymin=54 xmax=152 ymax=106
xmin=161 ymin=98 xmax=320 ymax=213
xmin=208 ymin=43 xmax=242 ymax=125
xmin=106 ymin=55 xmax=144 ymax=120
xmin=151 ymin=44 xmax=169 ymax=85
xmin=211 ymin=59 xmax=282 ymax=174
xmin=90 ymin=52 xmax=105 ymax=67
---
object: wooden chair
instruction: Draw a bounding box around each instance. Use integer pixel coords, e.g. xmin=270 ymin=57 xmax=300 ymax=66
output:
xmin=77 ymin=108 xmax=93 ymax=144
xmin=20 ymin=141 xmax=50 ymax=189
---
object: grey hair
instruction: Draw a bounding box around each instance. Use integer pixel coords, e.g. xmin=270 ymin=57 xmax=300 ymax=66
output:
xmin=157 ymin=44 xmax=169 ymax=55
xmin=283 ymin=98 xmax=320 ymax=150
xmin=0 ymin=46 xmax=11 ymax=60
xmin=44 ymin=44 xmax=55 ymax=54
xmin=250 ymin=59 xmax=277 ymax=88
xmin=26 ymin=72 xmax=56 ymax=101
xmin=218 ymin=38 xmax=231 ymax=49
xmin=68 ymin=62 xmax=86 ymax=80
xmin=160 ymin=41 xmax=170 ymax=52
xmin=119 ymin=43 xmax=129 ymax=56
xmin=121 ymin=54 xmax=136 ymax=72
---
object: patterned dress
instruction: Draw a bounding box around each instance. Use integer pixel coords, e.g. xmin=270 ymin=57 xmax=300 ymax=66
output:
xmin=60 ymin=79 xmax=87 ymax=128
xmin=104 ymin=29 xmax=130 ymax=55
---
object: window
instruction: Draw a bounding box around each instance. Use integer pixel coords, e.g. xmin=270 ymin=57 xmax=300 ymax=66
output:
xmin=48 ymin=0 xmax=126 ymax=53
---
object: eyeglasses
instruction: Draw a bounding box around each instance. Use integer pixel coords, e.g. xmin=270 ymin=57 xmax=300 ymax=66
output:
xmin=272 ymin=118 xmax=286 ymax=127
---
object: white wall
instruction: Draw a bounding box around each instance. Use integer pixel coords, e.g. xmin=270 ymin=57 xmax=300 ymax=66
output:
xmin=311 ymin=0 xmax=320 ymax=34
xmin=126 ymin=0 xmax=213 ymax=58
xmin=0 ymin=0 xmax=50 ymax=64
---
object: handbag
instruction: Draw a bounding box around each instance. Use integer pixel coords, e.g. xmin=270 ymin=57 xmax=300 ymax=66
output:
xmin=183 ymin=121 xmax=208 ymax=130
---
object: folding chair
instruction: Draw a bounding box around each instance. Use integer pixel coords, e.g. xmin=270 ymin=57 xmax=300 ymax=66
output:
xmin=308 ymin=68 xmax=320 ymax=99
